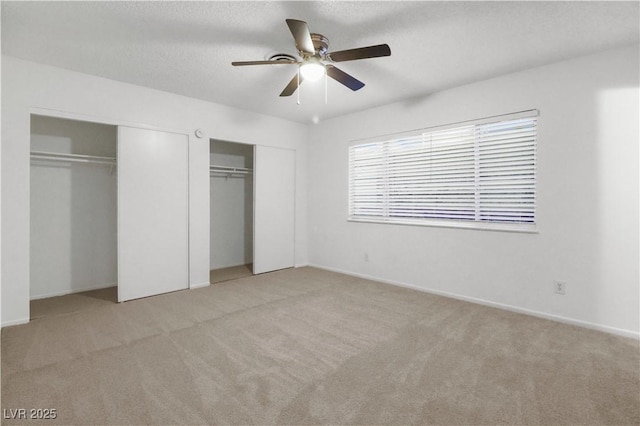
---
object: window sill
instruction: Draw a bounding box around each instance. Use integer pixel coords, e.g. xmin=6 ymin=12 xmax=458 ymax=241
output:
xmin=347 ymin=217 xmax=538 ymax=234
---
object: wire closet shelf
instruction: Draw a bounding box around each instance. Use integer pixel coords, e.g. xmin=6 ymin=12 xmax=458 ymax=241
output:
xmin=210 ymin=164 xmax=252 ymax=178
xmin=30 ymin=151 xmax=116 ymax=165
xmin=30 ymin=151 xmax=117 ymax=173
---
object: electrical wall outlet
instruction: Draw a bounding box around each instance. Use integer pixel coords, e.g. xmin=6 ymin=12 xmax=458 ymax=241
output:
xmin=554 ymin=280 xmax=566 ymax=295
xmin=364 ymin=253 xmax=369 ymax=262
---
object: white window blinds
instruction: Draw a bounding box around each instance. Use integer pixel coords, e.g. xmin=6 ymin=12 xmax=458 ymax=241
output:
xmin=349 ymin=113 xmax=537 ymax=229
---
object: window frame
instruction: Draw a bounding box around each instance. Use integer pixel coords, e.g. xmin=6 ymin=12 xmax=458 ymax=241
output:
xmin=348 ymin=110 xmax=538 ymax=233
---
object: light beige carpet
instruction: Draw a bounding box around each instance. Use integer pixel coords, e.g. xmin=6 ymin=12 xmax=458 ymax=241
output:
xmin=210 ymin=264 xmax=253 ymax=284
xmin=30 ymin=286 xmax=117 ymax=320
xmin=2 ymin=267 xmax=639 ymax=425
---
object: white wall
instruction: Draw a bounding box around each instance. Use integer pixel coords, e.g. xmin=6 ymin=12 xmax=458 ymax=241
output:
xmin=1 ymin=52 xmax=3 ymax=332
xmin=308 ymin=45 xmax=640 ymax=338
xmin=210 ymin=140 xmax=253 ymax=270
xmin=30 ymin=116 xmax=117 ymax=298
xmin=1 ymin=56 xmax=309 ymax=327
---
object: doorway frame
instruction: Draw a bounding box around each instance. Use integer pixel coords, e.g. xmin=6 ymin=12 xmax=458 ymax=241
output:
xmin=208 ymin=138 xmax=256 ymax=282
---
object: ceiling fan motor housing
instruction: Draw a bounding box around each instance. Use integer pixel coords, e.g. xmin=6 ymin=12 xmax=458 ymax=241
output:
xmin=310 ymin=33 xmax=329 ymax=58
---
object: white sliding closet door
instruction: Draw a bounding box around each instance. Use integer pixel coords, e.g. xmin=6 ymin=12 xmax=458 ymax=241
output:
xmin=117 ymin=126 xmax=189 ymax=302
xmin=253 ymin=146 xmax=295 ymax=274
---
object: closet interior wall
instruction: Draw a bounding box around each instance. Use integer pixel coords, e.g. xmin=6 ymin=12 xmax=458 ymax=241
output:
xmin=30 ymin=115 xmax=117 ymax=300
xmin=210 ymin=140 xmax=254 ymax=272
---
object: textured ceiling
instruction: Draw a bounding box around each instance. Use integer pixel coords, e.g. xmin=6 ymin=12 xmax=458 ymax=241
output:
xmin=2 ymin=1 xmax=639 ymax=124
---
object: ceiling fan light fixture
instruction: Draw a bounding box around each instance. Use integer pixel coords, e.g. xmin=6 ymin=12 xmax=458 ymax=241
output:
xmin=300 ymin=61 xmax=325 ymax=82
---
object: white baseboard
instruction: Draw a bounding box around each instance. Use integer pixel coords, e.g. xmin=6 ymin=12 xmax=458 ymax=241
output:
xmin=1 ymin=317 xmax=30 ymax=328
xmin=190 ymin=281 xmax=210 ymax=289
xmin=309 ymin=263 xmax=640 ymax=340
xmin=30 ymin=282 xmax=117 ymax=301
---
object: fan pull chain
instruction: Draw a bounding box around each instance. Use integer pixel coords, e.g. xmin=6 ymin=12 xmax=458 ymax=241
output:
xmin=324 ymin=70 xmax=328 ymax=104
xmin=297 ymin=68 xmax=301 ymax=105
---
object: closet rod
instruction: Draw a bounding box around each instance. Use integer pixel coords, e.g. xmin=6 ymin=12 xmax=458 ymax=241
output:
xmin=30 ymin=151 xmax=116 ymax=165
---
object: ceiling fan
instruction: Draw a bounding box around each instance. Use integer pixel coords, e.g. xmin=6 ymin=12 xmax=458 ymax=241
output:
xmin=232 ymin=19 xmax=391 ymax=97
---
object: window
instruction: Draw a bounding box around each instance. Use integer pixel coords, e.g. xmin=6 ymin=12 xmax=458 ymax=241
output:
xmin=348 ymin=111 xmax=537 ymax=232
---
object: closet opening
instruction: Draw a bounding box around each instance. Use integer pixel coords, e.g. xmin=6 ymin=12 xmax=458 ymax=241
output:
xmin=29 ymin=115 xmax=118 ymax=319
xmin=209 ymin=139 xmax=254 ymax=284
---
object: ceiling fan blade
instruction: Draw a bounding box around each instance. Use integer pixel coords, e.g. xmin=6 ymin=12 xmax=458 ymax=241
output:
xmin=328 ymin=44 xmax=391 ymax=62
xmin=232 ymin=60 xmax=296 ymax=66
xmin=326 ymin=65 xmax=365 ymax=91
xmin=286 ymin=19 xmax=315 ymax=55
xmin=279 ymin=72 xmax=304 ymax=97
